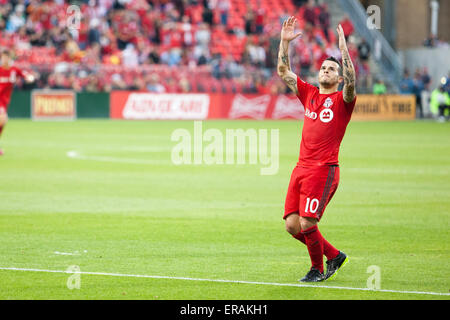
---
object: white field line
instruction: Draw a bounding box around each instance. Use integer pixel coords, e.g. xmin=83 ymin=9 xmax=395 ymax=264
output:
xmin=53 ymin=251 xmax=80 ymax=256
xmin=66 ymin=150 xmax=168 ymax=165
xmin=0 ymin=267 xmax=449 ymax=297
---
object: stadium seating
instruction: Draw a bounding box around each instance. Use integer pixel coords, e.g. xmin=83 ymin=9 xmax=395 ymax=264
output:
xmin=0 ymin=0 xmax=366 ymax=93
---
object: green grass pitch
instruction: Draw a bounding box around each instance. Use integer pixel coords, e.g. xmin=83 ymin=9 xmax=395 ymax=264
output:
xmin=0 ymin=119 xmax=449 ymax=300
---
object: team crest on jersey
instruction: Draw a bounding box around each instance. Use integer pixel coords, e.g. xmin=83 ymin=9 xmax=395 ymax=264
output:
xmin=323 ymin=97 xmax=333 ymax=108
xmin=319 ymin=109 xmax=333 ymax=123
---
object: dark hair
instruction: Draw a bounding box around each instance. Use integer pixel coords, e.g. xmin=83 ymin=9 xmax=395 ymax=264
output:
xmin=324 ymin=56 xmax=343 ymax=76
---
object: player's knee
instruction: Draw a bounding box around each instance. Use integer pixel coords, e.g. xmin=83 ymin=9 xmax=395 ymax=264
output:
xmin=285 ymin=217 xmax=300 ymax=235
xmin=285 ymin=223 xmax=298 ymax=235
xmin=300 ymin=217 xmax=317 ymax=231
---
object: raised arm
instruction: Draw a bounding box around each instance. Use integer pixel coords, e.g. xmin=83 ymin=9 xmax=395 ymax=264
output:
xmin=277 ymin=16 xmax=302 ymax=95
xmin=337 ymin=24 xmax=356 ymax=103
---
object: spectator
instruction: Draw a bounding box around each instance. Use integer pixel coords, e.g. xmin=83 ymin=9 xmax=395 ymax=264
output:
xmin=128 ymin=77 xmax=146 ymax=91
xmin=88 ymin=18 xmax=101 ymax=45
xmin=50 ymin=72 xmax=70 ymax=89
xmin=148 ymin=48 xmax=160 ymax=64
xmin=445 ymin=72 xmax=450 ymax=94
xmin=195 ymin=23 xmax=211 ymax=51
xmin=85 ymin=75 xmax=102 ymax=92
xmin=357 ymin=38 xmax=371 ymax=62
xmin=146 ymin=74 xmax=166 ymax=93
xmin=429 ymin=85 xmax=450 ymax=122
xmin=218 ymin=0 xmax=230 ymax=27
xmin=421 ymin=67 xmax=431 ymax=91
xmin=202 ymin=2 xmax=213 ymax=26
xmin=6 ymin=4 xmax=25 ymax=33
xmin=255 ymin=8 xmax=265 ymax=34
xmin=160 ymin=48 xmax=182 ymax=66
xmin=413 ymin=69 xmax=425 ymax=118
xmin=373 ymin=79 xmax=386 ymax=95
xmin=318 ymin=4 xmax=330 ymax=42
xmin=303 ymin=0 xmax=316 ymax=27
xmin=339 ymin=15 xmax=354 ymax=41
xmin=244 ymin=8 xmax=255 ymax=35
xmin=110 ymin=73 xmax=127 ymax=90
xmin=179 ymin=77 xmax=191 ymax=93
xmin=399 ymin=70 xmax=414 ymax=94
xmin=122 ymin=43 xmax=139 ymax=67
xmin=246 ymin=37 xmax=266 ymax=67
xmin=423 ymin=34 xmax=437 ymax=48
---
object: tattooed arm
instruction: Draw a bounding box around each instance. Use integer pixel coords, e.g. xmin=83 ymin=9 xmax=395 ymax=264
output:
xmin=277 ymin=16 xmax=302 ymax=95
xmin=337 ymin=24 xmax=356 ymax=103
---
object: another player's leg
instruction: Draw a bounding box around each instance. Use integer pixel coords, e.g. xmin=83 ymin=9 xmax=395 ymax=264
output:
xmin=0 ymin=107 xmax=8 ymax=155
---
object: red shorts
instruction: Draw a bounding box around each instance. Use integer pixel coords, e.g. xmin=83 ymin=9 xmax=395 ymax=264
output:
xmin=283 ymin=165 xmax=339 ymax=221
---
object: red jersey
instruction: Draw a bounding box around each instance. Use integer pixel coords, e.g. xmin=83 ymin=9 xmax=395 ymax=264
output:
xmin=0 ymin=66 xmax=24 ymax=109
xmin=296 ymin=76 xmax=356 ymax=167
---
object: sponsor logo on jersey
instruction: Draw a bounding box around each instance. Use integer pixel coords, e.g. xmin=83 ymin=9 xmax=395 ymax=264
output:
xmin=323 ymin=97 xmax=333 ymax=108
xmin=305 ymin=108 xmax=318 ymax=120
xmin=319 ymin=109 xmax=334 ymax=123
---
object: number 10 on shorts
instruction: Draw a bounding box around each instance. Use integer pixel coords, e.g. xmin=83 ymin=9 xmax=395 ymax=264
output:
xmin=305 ymin=197 xmax=319 ymax=213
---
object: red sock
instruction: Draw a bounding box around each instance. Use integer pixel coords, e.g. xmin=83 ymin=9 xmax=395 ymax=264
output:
xmin=301 ymin=225 xmax=324 ymax=273
xmin=293 ymin=230 xmax=339 ymax=261
xmin=0 ymin=125 xmax=3 ymax=136
xmin=322 ymin=237 xmax=340 ymax=261
xmin=292 ymin=231 xmax=306 ymax=244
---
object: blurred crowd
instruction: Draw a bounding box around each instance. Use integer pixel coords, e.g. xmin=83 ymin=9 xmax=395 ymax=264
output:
xmin=398 ymin=67 xmax=450 ymax=120
xmin=0 ymin=0 xmax=373 ymax=94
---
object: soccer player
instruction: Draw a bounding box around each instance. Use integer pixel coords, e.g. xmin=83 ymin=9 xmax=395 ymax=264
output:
xmin=277 ymin=17 xmax=356 ymax=282
xmin=0 ymin=50 xmax=34 ymax=155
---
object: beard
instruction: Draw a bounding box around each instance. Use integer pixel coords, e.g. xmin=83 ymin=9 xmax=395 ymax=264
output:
xmin=319 ymin=76 xmax=339 ymax=88
xmin=319 ymin=78 xmax=338 ymax=88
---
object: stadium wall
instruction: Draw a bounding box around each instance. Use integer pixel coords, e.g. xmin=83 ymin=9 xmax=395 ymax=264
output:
xmin=9 ymin=90 xmax=31 ymax=118
xmin=8 ymin=90 xmax=416 ymax=121
xmin=9 ymin=90 xmax=109 ymax=119
xmin=76 ymin=92 xmax=110 ymax=118
xmin=110 ymin=91 xmax=416 ymax=121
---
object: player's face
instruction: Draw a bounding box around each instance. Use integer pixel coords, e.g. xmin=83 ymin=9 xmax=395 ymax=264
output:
xmin=318 ymin=60 xmax=341 ymax=87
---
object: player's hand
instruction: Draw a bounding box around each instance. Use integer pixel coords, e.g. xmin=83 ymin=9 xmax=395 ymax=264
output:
xmin=337 ymin=24 xmax=347 ymax=50
xmin=281 ymin=16 xmax=302 ymax=42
